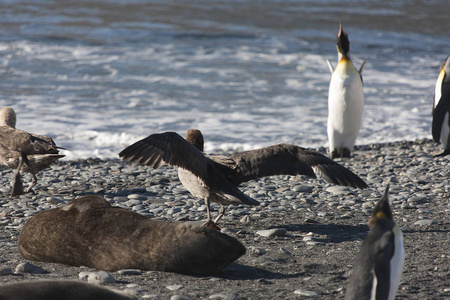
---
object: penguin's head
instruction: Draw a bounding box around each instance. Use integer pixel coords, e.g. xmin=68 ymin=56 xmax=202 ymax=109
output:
xmin=442 ymin=55 xmax=450 ymax=76
xmin=369 ymin=184 xmax=393 ymax=227
xmin=336 ymin=23 xmax=350 ymax=56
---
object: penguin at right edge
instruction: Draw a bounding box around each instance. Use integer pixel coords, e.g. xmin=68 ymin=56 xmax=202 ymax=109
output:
xmin=327 ymin=24 xmax=367 ymax=159
xmin=345 ymin=184 xmax=405 ymax=300
xmin=432 ymin=55 xmax=450 ymax=156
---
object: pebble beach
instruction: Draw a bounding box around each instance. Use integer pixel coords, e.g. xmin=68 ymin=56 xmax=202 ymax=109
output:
xmin=0 ymin=138 xmax=449 ymax=299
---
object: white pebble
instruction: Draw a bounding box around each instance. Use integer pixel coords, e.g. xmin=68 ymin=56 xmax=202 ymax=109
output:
xmin=294 ymin=289 xmax=319 ymax=296
xmin=166 ymin=284 xmax=184 ymax=291
xmin=87 ymin=271 xmax=116 ymax=284
xmin=256 ymin=228 xmax=287 ymax=237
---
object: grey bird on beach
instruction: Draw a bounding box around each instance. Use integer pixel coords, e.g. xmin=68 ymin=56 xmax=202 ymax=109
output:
xmin=345 ymin=185 xmax=405 ymax=300
xmin=0 ymin=107 xmax=65 ymax=196
xmin=119 ymin=129 xmax=368 ymax=226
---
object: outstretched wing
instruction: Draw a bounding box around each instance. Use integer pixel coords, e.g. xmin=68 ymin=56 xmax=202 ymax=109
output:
xmin=224 ymin=143 xmax=367 ymax=189
xmin=119 ymin=131 xmax=211 ymax=183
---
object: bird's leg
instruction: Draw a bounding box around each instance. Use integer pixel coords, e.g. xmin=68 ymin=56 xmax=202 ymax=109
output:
xmin=202 ymin=198 xmax=221 ymax=230
xmin=205 ymin=198 xmax=213 ymax=222
xmin=25 ymin=174 xmax=37 ymax=194
xmin=213 ymin=204 xmax=226 ymax=224
xmin=11 ymin=157 xmax=24 ymax=197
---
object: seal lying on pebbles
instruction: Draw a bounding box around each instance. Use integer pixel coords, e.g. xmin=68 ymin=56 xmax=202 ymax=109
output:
xmin=119 ymin=129 xmax=367 ymax=225
xmin=345 ymin=185 xmax=405 ymax=300
xmin=0 ymin=107 xmax=65 ymax=196
xmin=18 ymin=195 xmax=245 ymax=276
xmin=0 ymin=280 xmax=136 ymax=300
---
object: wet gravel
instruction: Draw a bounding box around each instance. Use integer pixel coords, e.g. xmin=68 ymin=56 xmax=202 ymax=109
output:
xmin=0 ymin=139 xmax=449 ymax=299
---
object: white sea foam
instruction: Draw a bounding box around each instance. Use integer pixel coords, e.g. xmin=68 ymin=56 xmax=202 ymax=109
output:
xmin=0 ymin=2 xmax=442 ymax=160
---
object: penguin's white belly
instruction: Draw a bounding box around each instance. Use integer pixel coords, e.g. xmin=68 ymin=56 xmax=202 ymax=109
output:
xmin=388 ymin=225 xmax=405 ymax=300
xmin=440 ymin=112 xmax=450 ymax=149
xmin=328 ymin=65 xmax=364 ymax=150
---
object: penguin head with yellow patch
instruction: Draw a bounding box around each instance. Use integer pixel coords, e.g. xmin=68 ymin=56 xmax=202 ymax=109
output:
xmin=369 ymin=184 xmax=393 ymax=227
xmin=336 ymin=24 xmax=350 ymax=57
xmin=442 ymin=55 xmax=450 ymax=77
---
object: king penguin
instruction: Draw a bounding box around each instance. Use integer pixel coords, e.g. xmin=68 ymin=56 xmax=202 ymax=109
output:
xmin=345 ymin=184 xmax=405 ymax=300
xmin=432 ymin=55 xmax=450 ymax=156
xmin=327 ymin=24 xmax=367 ymax=159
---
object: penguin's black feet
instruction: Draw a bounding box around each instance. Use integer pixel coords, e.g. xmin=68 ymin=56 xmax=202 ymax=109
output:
xmin=330 ymin=148 xmax=351 ymax=159
xmin=341 ymin=148 xmax=351 ymax=158
xmin=434 ymin=149 xmax=450 ymax=157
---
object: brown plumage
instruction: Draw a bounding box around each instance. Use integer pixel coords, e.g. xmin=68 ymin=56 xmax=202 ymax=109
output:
xmin=0 ymin=107 xmax=64 ymax=196
xmin=119 ymin=129 xmax=368 ymax=225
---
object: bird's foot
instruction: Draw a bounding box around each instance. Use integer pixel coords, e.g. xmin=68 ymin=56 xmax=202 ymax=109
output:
xmin=202 ymin=219 xmax=221 ymax=231
xmin=24 ymin=187 xmax=36 ymax=194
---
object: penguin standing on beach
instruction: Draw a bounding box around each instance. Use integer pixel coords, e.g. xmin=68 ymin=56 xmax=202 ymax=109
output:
xmin=432 ymin=55 xmax=450 ymax=156
xmin=327 ymin=24 xmax=367 ymax=159
xmin=345 ymin=185 xmax=405 ymax=300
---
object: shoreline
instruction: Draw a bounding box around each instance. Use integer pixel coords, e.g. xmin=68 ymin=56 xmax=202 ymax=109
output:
xmin=0 ymin=138 xmax=449 ymax=299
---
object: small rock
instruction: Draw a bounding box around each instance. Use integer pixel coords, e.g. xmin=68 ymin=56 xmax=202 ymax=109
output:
xmin=209 ymin=293 xmax=237 ymax=300
xmin=167 ymin=207 xmax=182 ymax=215
xmin=141 ymin=294 xmax=160 ymax=299
xmin=414 ymin=220 xmax=436 ymax=226
xmin=93 ymin=188 xmax=106 ymax=194
xmin=279 ymin=247 xmax=292 ymax=255
xmin=240 ymin=215 xmax=251 ymax=223
xmin=256 ymin=228 xmax=287 ymax=237
xmin=166 ymin=284 xmax=184 ymax=291
xmin=249 ymin=246 xmax=266 ymax=256
xmin=408 ymin=197 xmax=427 ymax=204
xmin=123 ymin=286 xmax=146 ymax=296
xmin=170 ymin=295 xmax=190 ymax=300
xmin=15 ymin=262 xmax=46 ymax=274
xmin=87 ymin=271 xmax=116 ymax=284
xmin=118 ymin=269 xmax=142 ymax=276
xmin=47 ymin=197 xmax=63 ymax=204
xmin=306 ymin=241 xmax=325 ymax=246
xmin=326 ymin=186 xmax=351 ymax=195
xmin=303 ymin=236 xmax=314 ymax=242
xmin=294 ymin=289 xmax=319 ymax=296
xmin=292 ymin=185 xmax=314 ymax=193
xmin=0 ymin=267 xmax=12 ymax=275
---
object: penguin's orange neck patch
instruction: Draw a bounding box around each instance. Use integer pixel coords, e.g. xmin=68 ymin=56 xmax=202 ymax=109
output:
xmin=376 ymin=211 xmax=386 ymax=219
xmin=339 ymin=55 xmax=351 ymax=63
xmin=369 ymin=211 xmax=386 ymax=225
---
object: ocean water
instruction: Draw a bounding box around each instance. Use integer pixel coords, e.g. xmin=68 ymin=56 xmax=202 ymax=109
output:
xmin=0 ymin=1 xmax=448 ymax=160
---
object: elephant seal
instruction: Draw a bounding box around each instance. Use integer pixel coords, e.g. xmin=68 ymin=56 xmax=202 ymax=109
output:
xmin=0 ymin=280 xmax=136 ymax=300
xmin=18 ymin=195 xmax=246 ymax=276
